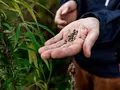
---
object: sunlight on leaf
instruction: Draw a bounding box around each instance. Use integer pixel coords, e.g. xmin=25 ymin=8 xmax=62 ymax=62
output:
xmin=28 ymin=43 xmax=39 ymax=76
xmin=12 ymin=2 xmax=25 ymax=22
xmin=15 ymin=0 xmax=37 ymax=22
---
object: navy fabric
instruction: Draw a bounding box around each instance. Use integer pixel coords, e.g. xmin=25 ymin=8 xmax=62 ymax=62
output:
xmin=60 ymin=0 xmax=120 ymax=78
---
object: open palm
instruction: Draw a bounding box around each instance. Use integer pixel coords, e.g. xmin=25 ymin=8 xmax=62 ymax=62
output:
xmin=39 ymin=17 xmax=99 ymax=59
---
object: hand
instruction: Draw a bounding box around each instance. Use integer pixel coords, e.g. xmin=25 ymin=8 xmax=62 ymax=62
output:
xmin=39 ymin=17 xmax=100 ymax=59
xmin=55 ymin=0 xmax=77 ymax=29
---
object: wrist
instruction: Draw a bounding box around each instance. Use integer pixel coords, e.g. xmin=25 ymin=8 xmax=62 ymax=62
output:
xmin=80 ymin=17 xmax=99 ymax=24
xmin=85 ymin=17 xmax=99 ymax=21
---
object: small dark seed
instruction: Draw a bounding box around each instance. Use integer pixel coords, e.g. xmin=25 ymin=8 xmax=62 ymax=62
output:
xmin=67 ymin=29 xmax=78 ymax=42
xmin=64 ymin=40 xmax=67 ymax=44
xmin=73 ymin=29 xmax=76 ymax=33
xmin=74 ymin=31 xmax=78 ymax=35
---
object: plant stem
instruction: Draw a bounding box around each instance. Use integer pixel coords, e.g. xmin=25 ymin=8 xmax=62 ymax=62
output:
xmin=13 ymin=81 xmax=17 ymax=90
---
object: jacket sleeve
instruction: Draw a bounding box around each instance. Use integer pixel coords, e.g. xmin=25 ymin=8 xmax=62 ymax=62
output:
xmin=82 ymin=3 xmax=120 ymax=43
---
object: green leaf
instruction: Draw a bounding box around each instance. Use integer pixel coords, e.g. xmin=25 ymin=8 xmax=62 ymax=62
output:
xmin=24 ymin=25 xmax=40 ymax=51
xmin=0 ymin=0 xmax=9 ymax=7
xmin=15 ymin=25 xmax=21 ymax=44
xmin=16 ymin=45 xmax=36 ymax=53
xmin=2 ymin=23 xmax=13 ymax=31
xmin=27 ymin=24 xmax=46 ymax=45
xmin=36 ymin=82 xmax=47 ymax=90
xmin=29 ymin=22 xmax=55 ymax=36
xmin=11 ymin=2 xmax=24 ymax=22
xmin=6 ymin=82 xmax=14 ymax=90
xmin=0 ymin=9 xmax=7 ymax=20
xmin=0 ymin=1 xmax=19 ymax=13
xmin=47 ymin=59 xmax=52 ymax=84
xmin=28 ymin=44 xmax=39 ymax=76
xmin=49 ymin=59 xmax=53 ymax=73
xmin=29 ymin=0 xmax=54 ymax=16
xmin=42 ymin=59 xmax=50 ymax=71
xmin=15 ymin=0 xmax=37 ymax=22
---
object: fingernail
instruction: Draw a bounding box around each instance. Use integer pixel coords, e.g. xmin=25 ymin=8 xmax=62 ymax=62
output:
xmin=38 ymin=48 xmax=42 ymax=53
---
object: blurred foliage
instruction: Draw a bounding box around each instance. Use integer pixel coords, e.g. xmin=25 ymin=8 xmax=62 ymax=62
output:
xmin=0 ymin=0 xmax=71 ymax=90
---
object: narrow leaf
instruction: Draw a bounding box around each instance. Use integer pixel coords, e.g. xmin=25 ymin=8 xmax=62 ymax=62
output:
xmin=28 ymin=24 xmax=46 ymax=45
xmin=2 ymin=23 xmax=13 ymax=31
xmin=15 ymin=0 xmax=37 ymax=22
xmin=12 ymin=2 xmax=25 ymax=21
xmin=29 ymin=22 xmax=55 ymax=36
xmin=15 ymin=25 xmax=21 ymax=44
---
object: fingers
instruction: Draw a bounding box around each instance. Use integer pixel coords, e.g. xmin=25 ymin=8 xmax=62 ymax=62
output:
xmin=57 ymin=25 xmax=65 ymax=29
xmin=40 ymin=49 xmax=53 ymax=59
xmin=51 ymin=38 xmax=84 ymax=58
xmin=40 ymin=42 xmax=71 ymax=59
xmin=55 ymin=1 xmax=77 ymax=27
xmin=77 ymin=26 xmax=88 ymax=40
xmin=61 ymin=7 xmax=69 ymax=15
xmin=83 ymin=29 xmax=99 ymax=58
xmin=55 ymin=16 xmax=67 ymax=26
xmin=39 ymin=40 xmax=65 ymax=54
xmin=40 ymin=38 xmax=83 ymax=59
xmin=55 ymin=9 xmax=67 ymax=26
xmin=45 ymin=31 xmax=63 ymax=46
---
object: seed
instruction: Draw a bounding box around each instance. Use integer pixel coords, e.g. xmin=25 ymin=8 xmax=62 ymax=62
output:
xmin=67 ymin=29 xmax=78 ymax=42
xmin=64 ymin=40 xmax=67 ymax=44
xmin=74 ymin=30 xmax=78 ymax=35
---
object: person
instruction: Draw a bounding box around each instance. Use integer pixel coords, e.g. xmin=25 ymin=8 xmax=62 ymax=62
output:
xmin=39 ymin=0 xmax=120 ymax=90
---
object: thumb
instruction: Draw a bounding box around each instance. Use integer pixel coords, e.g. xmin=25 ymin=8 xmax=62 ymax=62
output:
xmin=61 ymin=7 xmax=69 ymax=15
xmin=61 ymin=0 xmax=77 ymax=15
xmin=83 ymin=29 xmax=99 ymax=58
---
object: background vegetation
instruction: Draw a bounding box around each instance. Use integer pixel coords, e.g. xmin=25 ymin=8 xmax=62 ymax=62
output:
xmin=0 ymin=0 xmax=71 ymax=90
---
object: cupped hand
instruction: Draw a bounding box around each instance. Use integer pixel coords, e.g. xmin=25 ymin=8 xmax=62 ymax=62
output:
xmin=55 ymin=0 xmax=77 ymax=29
xmin=39 ymin=17 xmax=100 ymax=59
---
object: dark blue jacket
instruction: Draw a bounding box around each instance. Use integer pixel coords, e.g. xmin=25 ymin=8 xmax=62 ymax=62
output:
xmin=60 ymin=0 xmax=120 ymax=78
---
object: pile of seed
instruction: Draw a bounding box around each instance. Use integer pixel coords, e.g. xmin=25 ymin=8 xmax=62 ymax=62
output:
xmin=68 ymin=29 xmax=78 ymax=42
xmin=64 ymin=29 xmax=78 ymax=44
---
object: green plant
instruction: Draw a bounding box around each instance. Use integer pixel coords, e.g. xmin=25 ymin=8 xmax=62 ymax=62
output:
xmin=0 ymin=0 xmax=55 ymax=89
xmin=0 ymin=0 xmax=71 ymax=90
